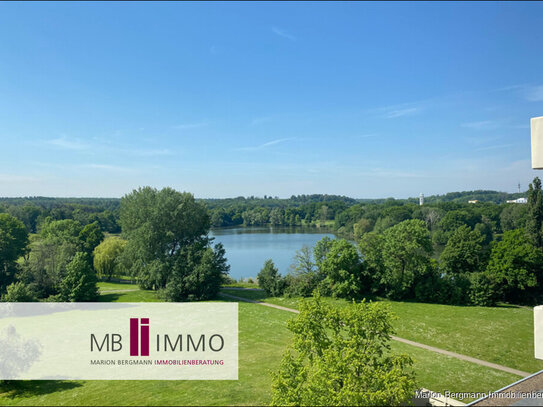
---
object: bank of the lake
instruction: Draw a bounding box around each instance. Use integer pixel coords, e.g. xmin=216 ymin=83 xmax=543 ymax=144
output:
xmin=210 ymin=226 xmax=335 ymax=281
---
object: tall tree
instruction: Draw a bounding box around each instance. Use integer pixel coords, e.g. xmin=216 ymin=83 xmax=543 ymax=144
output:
xmin=22 ymin=219 xmax=82 ymax=298
xmin=319 ymin=239 xmax=365 ymax=299
xmin=78 ymin=221 xmax=104 ymax=258
xmin=0 ymin=214 xmax=28 ymax=293
xmin=120 ymin=187 xmax=229 ymax=300
xmin=93 ymin=236 xmax=127 ymax=280
xmin=440 ymin=225 xmax=485 ymax=275
xmin=285 ymin=246 xmax=320 ymax=297
xmin=486 ymin=229 xmax=543 ymax=304
xmin=60 ymin=252 xmax=99 ymax=302
xmin=527 ymin=177 xmax=543 ymax=248
xmin=381 ymin=219 xmax=433 ymax=300
xmin=358 ymin=232 xmax=386 ymax=295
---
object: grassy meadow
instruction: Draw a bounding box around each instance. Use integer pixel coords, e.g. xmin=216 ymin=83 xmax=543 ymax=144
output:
xmin=223 ymin=288 xmax=543 ymax=373
xmin=0 ymin=282 xmax=535 ymax=405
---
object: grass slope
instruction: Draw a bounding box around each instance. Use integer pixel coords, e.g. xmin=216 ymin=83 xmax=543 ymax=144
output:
xmin=222 ymin=288 xmax=543 ymax=373
xmin=0 ymin=283 xmax=526 ymax=405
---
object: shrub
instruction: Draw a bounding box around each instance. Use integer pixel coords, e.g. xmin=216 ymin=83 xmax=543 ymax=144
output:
xmin=1 ymin=282 xmax=36 ymax=302
xmin=468 ymin=272 xmax=497 ymax=306
xmin=257 ymin=260 xmax=285 ymax=297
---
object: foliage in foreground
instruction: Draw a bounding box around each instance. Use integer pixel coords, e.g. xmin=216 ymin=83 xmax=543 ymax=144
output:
xmin=271 ymin=294 xmax=416 ymax=406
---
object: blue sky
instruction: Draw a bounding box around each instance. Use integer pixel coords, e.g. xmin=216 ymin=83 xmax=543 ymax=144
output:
xmin=0 ymin=1 xmax=542 ymax=198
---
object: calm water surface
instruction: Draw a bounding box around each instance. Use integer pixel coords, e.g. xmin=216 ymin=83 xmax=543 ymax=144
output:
xmin=210 ymin=226 xmax=335 ymax=280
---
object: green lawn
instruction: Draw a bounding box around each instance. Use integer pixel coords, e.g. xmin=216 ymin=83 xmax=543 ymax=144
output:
xmin=97 ymin=281 xmax=140 ymax=291
xmin=0 ymin=301 xmax=293 ymax=406
xmin=221 ymin=282 xmax=261 ymax=289
xmin=221 ymin=288 xmax=543 ymax=374
xmin=0 ymin=286 xmax=529 ymax=405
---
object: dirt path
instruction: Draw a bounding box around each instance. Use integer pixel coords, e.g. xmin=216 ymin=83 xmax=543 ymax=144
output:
xmin=219 ymin=292 xmax=531 ymax=378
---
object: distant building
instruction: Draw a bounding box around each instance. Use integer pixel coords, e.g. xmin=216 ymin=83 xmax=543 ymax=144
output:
xmin=506 ymin=197 xmax=528 ymax=204
xmin=419 ymin=193 xmax=424 ymax=206
xmin=468 ymin=200 xmax=479 ymax=204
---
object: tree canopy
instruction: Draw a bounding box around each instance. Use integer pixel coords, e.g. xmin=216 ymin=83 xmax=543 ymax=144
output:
xmin=271 ymin=295 xmax=416 ymax=406
xmin=120 ymin=187 xmax=229 ymax=300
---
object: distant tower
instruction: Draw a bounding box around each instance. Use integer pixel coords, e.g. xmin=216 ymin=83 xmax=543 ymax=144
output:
xmin=518 ymin=183 xmax=521 ymax=194
xmin=419 ymin=193 xmax=424 ymax=206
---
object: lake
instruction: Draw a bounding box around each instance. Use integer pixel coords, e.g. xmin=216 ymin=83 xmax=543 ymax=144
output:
xmin=210 ymin=226 xmax=335 ymax=280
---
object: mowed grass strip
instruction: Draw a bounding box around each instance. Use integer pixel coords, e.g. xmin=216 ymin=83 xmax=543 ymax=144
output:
xmin=221 ymin=288 xmax=543 ymax=374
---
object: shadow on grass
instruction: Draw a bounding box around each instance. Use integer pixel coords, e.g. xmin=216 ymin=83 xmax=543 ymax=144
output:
xmin=98 ymin=293 xmax=121 ymax=302
xmin=220 ymin=288 xmax=268 ymax=301
xmin=0 ymin=380 xmax=82 ymax=399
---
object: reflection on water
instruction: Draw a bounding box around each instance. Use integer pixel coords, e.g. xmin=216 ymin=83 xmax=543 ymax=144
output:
xmin=209 ymin=226 xmax=335 ymax=280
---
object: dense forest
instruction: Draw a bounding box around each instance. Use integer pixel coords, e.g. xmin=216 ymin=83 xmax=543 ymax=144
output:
xmin=0 ymin=189 xmax=526 ymax=234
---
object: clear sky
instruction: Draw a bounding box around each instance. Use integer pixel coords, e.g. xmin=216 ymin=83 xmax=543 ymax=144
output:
xmin=0 ymin=1 xmax=542 ymax=199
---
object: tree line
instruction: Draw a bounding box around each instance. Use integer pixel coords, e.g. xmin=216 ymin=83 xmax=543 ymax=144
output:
xmin=257 ymin=178 xmax=543 ymax=306
xmin=0 ymin=187 xmax=229 ymax=303
xmin=0 ymin=190 xmax=526 ymax=233
xmin=0 ymin=184 xmax=538 ymax=306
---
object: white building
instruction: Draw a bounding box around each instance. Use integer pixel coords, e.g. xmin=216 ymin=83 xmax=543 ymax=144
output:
xmin=506 ymin=197 xmax=528 ymax=204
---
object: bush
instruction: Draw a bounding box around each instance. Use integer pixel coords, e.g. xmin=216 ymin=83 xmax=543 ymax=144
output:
xmin=438 ymin=273 xmax=471 ymax=305
xmin=1 ymin=282 xmax=36 ymax=302
xmin=162 ymin=244 xmax=229 ymax=302
xmin=285 ymin=246 xmax=320 ymax=297
xmin=284 ymin=273 xmax=319 ymax=297
xmin=257 ymin=260 xmax=285 ymax=297
xmin=468 ymin=272 xmax=497 ymax=306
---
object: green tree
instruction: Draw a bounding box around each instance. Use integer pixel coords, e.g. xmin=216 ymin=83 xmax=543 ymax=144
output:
xmin=39 ymin=218 xmax=82 ymax=245
xmin=1 ymin=282 xmax=37 ymax=302
xmin=7 ymin=204 xmax=42 ymax=233
xmin=527 ymin=177 xmax=543 ymax=248
xmin=381 ymin=219 xmax=433 ymax=300
xmin=162 ymin=242 xmax=229 ymax=301
xmin=353 ymin=218 xmax=374 ymax=240
xmin=358 ymin=232 xmax=386 ymax=295
xmin=319 ymin=239 xmax=365 ymax=299
xmin=313 ymin=236 xmax=333 ymax=266
xmin=120 ymin=187 xmax=228 ymax=300
xmin=21 ymin=219 xmax=82 ymax=298
xmin=486 ymin=229 xmax=543 ymax=303
xmin=285 ymin=246 xmax=320 ymax=297
xmin=0 ymin=214 xmax=29 ymax=293
xmin=438 ymin=210 xmax=480 ymax=234
xmin=271 ymin=295 xmax=416 ymax=406
xmin=93 ymin=236 xmax=127 ymax=280
xmin=468 ymin=272 xmax=497 ymax=306
xmin=60 ymin=252 xmax=98 ymax=302
xmin=440 ymin=225 xmax=484 ymax=275
xmin=257 ymin=259 xmax=285 ymax=297
xmin=78 ymin=221 xmax=104 ymax=257
xmin=500 ymin=203 xmax=528 ymax=232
